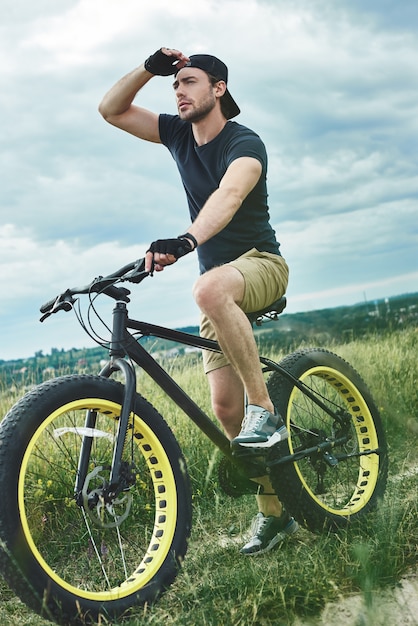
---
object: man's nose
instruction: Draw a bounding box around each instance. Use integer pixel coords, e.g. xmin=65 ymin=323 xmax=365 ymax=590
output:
xmin=175 ymin=84 xmax=186 ymax=98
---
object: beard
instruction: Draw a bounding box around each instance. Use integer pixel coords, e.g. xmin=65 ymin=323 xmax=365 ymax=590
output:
xmin=178 ymin=89 xmax=217 ymax=122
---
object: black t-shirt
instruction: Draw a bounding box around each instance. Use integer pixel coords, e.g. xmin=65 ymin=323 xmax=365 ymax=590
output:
xmin=159 ymin=114 xmax=280 ymax=273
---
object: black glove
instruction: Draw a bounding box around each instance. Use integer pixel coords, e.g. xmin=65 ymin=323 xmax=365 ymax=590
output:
xmin=147 ymin=236 xmax=194 ymax=259
xmin=144 ymin=49 xmax=180 ymax=76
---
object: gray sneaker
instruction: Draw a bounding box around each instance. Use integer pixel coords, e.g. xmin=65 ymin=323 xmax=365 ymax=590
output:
xmin=240 ymin=511 xmax=299 ymax=556
xmin=231 ymin=404 xmax=289 ymax=448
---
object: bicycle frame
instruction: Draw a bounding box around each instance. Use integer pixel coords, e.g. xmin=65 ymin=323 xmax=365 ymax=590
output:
xmin=74 ymin=298 xmax=359 ymax=500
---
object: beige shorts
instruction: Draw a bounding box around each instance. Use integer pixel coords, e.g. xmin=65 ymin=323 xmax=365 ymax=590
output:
xmin=200 ymin=248 xmax=289 ymax=373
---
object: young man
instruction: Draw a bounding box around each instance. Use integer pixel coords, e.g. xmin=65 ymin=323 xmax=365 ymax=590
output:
xmin=99 ymin=47 xmax=298 ymax=555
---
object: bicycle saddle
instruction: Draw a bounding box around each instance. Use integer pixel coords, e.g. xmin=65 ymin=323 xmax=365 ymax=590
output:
xmin=247 ymin=296 xmax=287 ymax=326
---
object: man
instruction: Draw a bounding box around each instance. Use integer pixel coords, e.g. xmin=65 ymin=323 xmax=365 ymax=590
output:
xmin=99 ymin=47 xmax=298 ymax=555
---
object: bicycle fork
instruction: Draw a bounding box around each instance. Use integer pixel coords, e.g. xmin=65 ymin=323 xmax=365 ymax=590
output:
xmin=74 ymin=302 xmax=137 ymax=504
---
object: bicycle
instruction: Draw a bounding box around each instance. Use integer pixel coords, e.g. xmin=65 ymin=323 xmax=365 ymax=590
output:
xmin=0 ymin=258 xmax=388 ymax=625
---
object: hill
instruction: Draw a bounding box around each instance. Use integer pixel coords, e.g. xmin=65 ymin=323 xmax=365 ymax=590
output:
xmin=1 ymin=292 xmax=417 ymax=389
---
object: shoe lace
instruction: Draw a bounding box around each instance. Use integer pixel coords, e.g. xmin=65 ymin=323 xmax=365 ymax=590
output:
xmin=251 ymin=514 xmax=269 ymax=537
xmin=242 ymin=408 xmax=266 ymax=432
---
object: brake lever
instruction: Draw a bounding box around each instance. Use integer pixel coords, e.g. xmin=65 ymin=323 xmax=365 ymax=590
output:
xmin=125 ymin=258 xmax=150 ymax=283
xmin=40 ymin=292 xmax=75 ymax=322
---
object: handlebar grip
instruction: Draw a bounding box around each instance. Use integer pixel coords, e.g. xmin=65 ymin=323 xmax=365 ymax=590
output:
xmin=39 ymin=295 xmax=73 ymax=322
xmin=40 ymin=290 xmax=74 ymax=314
xmin=40 ymin=297 xmax=59 ymax=314
xmin=39 ymin=258 xmax=144 ymax=320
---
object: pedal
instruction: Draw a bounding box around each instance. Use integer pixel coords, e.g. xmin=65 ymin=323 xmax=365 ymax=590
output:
xmin=231 ymin=446 xmax=267 ymax=478
xmin=231 ymin=446 xmax=266 ymax=462
xmin=323 ymin=451 xmax=339 ymax=467
xmin=217 ymin=457 xmax=259 ymax=497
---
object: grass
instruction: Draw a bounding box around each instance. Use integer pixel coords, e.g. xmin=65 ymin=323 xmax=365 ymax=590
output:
xmin=0 ymin=327 xmax=417 ymax=625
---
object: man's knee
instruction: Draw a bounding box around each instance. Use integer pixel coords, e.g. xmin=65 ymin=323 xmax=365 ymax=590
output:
xmin=193 ymin=266 xmax=244 ymax=314
xmin=193 ymin=271 xmax=221 ymax=312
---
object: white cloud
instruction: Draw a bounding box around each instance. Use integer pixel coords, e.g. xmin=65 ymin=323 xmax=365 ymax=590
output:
xmin=1 ymin=0 xmax=417 ymax=359
xmin=0 ymin=224 xmax=141 ymax=298
xmin=0 ymin=223 xmax=200 ymax=359
xmin=21 ymin=3 xmax=138 ymax=69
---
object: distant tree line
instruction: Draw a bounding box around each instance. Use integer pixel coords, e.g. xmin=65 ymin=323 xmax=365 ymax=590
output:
xmin=1 ymin=293 xmax=417 ymax=390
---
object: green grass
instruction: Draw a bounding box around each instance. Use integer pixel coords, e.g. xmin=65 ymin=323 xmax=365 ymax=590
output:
xmin=0 ymin=327 xmax=417 ymax=625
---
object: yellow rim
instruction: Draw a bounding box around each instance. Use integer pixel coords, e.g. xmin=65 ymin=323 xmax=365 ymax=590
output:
xmin=18 ymin=398 xmax=178 ymax=602
xmin=287 ymin=366 xmax=380 ymax=516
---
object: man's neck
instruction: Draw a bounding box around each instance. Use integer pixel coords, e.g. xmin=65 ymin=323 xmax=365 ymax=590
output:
xmin=192 ymin=110 xmax=228 ymax=146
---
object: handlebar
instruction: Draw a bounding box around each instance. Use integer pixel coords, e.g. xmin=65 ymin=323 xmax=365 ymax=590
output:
xmin=40 ymin=258 xmax=149 ymax=322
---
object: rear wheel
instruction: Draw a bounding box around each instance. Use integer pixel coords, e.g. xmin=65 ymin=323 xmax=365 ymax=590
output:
xmin=0 ymin=375 xmax=192 ymax=624
xmin=267 ymin=349 xmax=388 ymax=531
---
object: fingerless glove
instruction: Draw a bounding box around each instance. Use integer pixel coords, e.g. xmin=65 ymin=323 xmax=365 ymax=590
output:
xmin=144 ymin=49 xmax=179 ymax=76
xmin=147 ymin=236 xmax=194 ymax=259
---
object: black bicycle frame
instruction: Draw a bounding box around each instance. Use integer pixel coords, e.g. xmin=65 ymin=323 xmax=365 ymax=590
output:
xmin=74 ymin=301 xmax=233 ymax=499
xmin=75 ymin=299 xmax=352 ymax=497
xmin=123 ymin=311 xmax=344 ymax=430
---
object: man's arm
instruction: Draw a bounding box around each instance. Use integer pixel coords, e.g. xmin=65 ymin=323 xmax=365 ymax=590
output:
xmin=98 ymin=48 xmax=189 ymax=143
xmin=98 ymin=65 xmax=161 ymax=142
xmin=145 ymin=156 xmax=262 ymax=271
xmin=188 ymin=156 xmax=263 ymax=244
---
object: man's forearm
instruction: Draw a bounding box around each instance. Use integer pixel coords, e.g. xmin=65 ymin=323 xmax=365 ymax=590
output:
xmin=186 ymin=186 xmax=242 ymax=246
xmin=98 ymin=64 xmax=153 ymax=119
xmin=186 ymin=157 xmax=262 ymax=246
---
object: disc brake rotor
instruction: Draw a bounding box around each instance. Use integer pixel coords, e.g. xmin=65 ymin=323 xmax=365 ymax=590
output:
xmin=82 ymin=465 xmax=132 ymax=528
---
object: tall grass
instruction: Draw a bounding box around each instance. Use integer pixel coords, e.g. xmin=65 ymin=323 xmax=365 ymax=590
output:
xmin=0 ymin=328 xmax=417 ymax=625
xmin=335 ymin=328 xmax=418 ymax=473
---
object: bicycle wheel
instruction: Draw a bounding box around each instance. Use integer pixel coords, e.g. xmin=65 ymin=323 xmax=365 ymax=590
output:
xmin=0 ymin=375 xmax=192 ymax=625
xmin=267 ymin=348 xmax=388 ymax=531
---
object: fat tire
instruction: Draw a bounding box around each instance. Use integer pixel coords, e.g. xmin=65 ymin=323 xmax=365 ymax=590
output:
xmin=0 ymin=375 xmax=192 ymax=625
xmin=267 ymin=348 xmax=388 ymax=532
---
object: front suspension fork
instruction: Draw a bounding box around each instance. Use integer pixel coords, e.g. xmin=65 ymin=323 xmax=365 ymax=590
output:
xmin=74 ymin=357 xmax=137 ymax=502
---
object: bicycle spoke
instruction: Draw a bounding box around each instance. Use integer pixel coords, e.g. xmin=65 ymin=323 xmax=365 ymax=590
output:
xmin=267 ymin=349 xmax=387 ymax=531
xmin=81 ymin=507 xmax=112 ymax=589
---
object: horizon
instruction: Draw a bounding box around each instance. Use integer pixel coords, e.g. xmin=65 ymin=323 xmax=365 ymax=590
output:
xmin=2 ymin=287 xmax=416 ymax=364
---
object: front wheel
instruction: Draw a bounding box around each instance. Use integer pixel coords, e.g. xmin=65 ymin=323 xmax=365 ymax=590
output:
xmin=267 ymin=349 xmax=388 ymax=531
xmin=0 ymin=375 xmax=192 ymax=625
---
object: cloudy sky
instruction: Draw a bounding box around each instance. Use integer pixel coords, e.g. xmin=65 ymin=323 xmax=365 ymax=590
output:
xmin=1 ymin=0 xmax=417 ymax=361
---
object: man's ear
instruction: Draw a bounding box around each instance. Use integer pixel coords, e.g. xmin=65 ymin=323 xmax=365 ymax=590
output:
xmin=214 ymin=80 xmax=227 ymax=97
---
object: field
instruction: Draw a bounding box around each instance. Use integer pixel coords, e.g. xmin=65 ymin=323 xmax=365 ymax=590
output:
xmin=0 ymin=327 xmax=417 ymax=625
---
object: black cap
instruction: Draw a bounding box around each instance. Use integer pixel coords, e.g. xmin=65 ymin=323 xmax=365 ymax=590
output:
xmin=175 ymin=54 xmax=240 ymax=119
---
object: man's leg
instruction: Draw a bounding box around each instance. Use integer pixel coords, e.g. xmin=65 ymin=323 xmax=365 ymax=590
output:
xmin=193 ymin=264 xmax=274 ymax=411
xmin=207 ymin=365 xmax=245 ymax=439
xmin=197 ymin=256 xmax=297 ymax=553
xmin=207 ymin=364 xmax=283 ymax=517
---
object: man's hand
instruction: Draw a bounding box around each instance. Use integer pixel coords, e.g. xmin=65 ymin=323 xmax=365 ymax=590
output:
xmin=145 ymin=235 xmax=196 ymax=273
xmin=144 ymin=48 xmax=189 ymax=76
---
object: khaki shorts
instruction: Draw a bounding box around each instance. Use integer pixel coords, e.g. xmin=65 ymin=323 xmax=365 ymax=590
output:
xmin=200 ymin=248 xmax=289 ymax=373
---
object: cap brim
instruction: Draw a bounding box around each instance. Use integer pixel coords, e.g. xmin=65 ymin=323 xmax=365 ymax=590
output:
xmin=222 ymin=89 xmax=240 ymax=119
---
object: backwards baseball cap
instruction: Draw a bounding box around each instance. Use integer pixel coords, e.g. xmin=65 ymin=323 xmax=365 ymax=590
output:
xmin=176 ymin=54 xmax=240 ymax=119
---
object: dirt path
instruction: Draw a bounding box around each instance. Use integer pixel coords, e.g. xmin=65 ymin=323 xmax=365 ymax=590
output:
xmin=293 ymin=573 xmax=418 ymax=625
xmin=295 ymin=463 xmax=418 ymax=626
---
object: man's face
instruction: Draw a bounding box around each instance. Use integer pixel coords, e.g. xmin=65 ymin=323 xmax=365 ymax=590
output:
xmin=173 ymin=68 xmax=220 ymax=122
